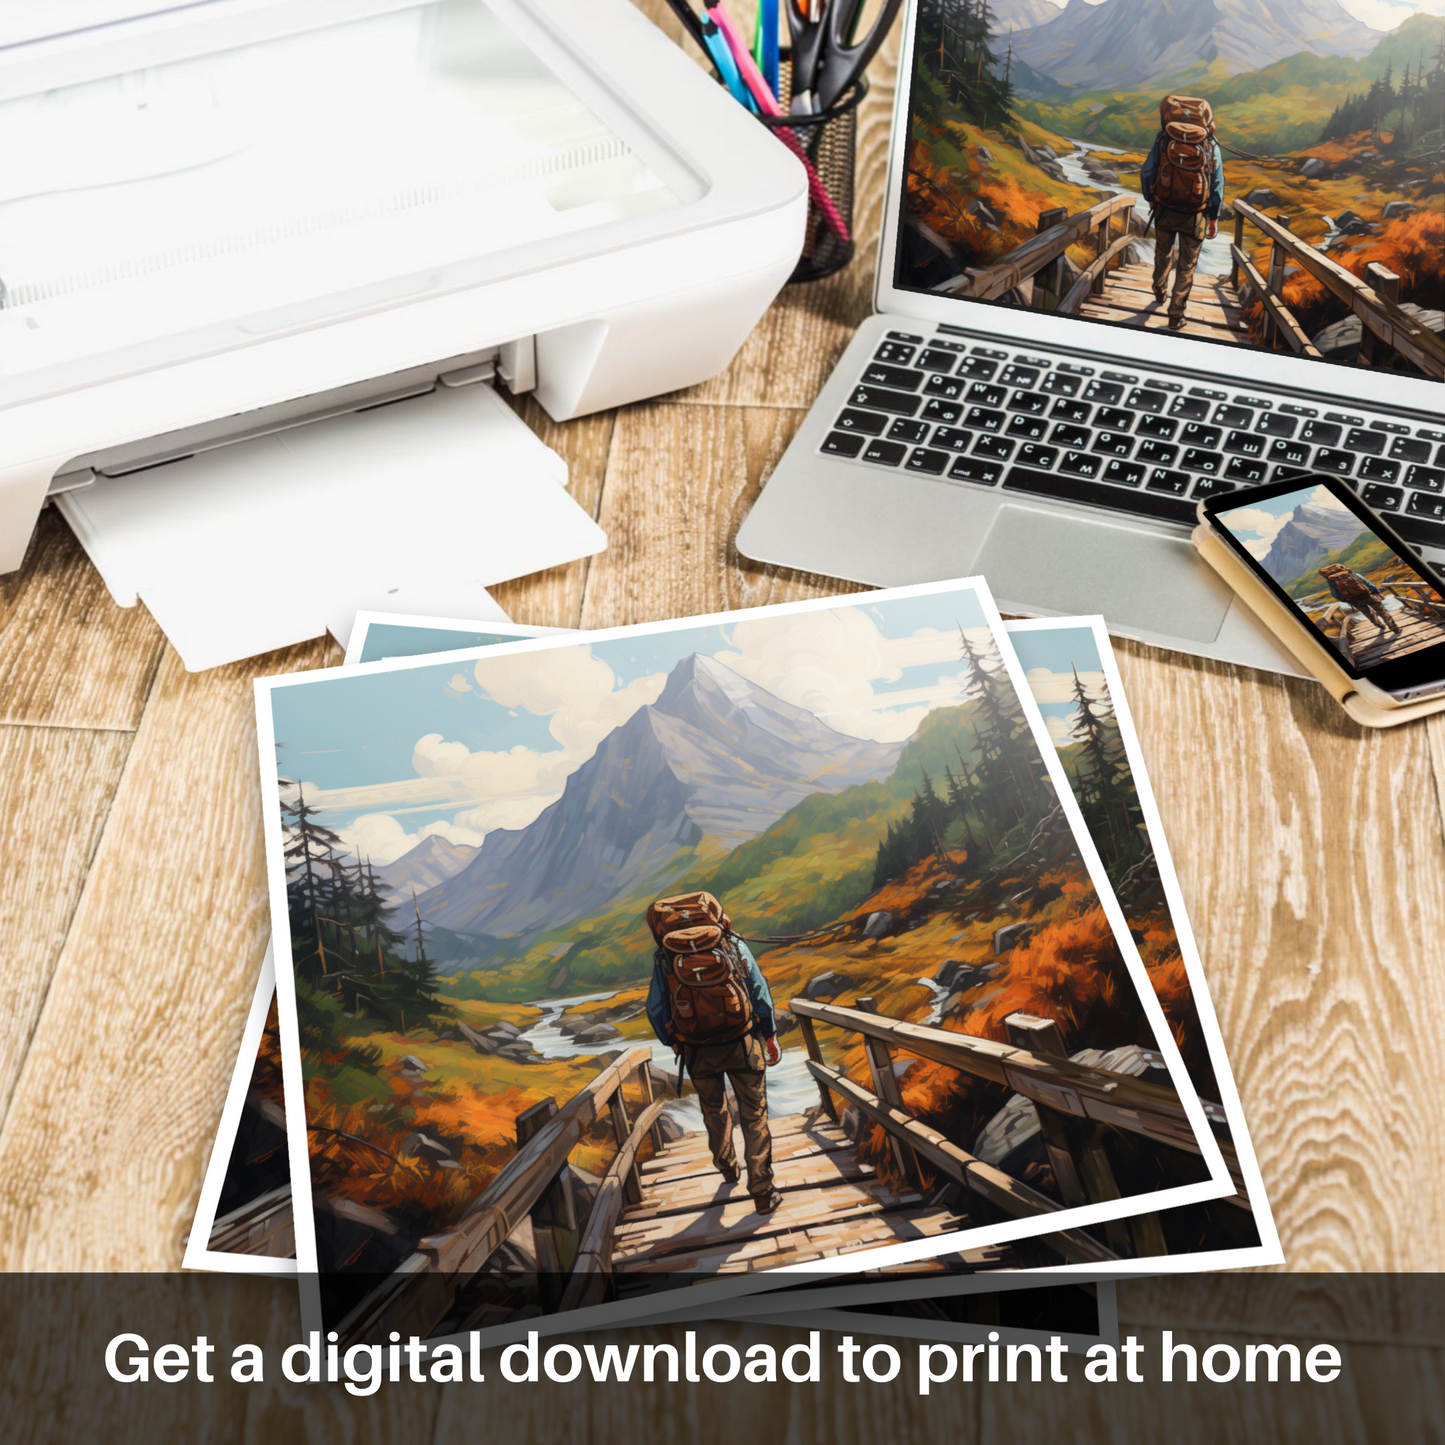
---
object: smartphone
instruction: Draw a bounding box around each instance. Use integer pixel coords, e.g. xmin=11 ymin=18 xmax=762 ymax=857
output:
xmin=1201 ymin=473 xmax=1445 ymax=704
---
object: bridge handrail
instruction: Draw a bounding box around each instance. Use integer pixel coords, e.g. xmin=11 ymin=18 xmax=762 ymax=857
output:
xmin=932 ymin=192 xmax=1136 ymax=301
xmin=1231 ymin=199 xmax=1444 ymax=378
xmin=336 ymin=1045 xmax=657 ymax=1346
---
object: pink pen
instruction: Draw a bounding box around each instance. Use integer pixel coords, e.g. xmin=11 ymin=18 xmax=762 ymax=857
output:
xmin=706 ymin=2 xmax=853 ymax=248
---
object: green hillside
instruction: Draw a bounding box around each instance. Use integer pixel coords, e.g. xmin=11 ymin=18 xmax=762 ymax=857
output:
xmin=451 ymin=702 xmax=990 ymax=1001
xmin=1283 ymin=534 xmax=1398 ymax=597
xmin=1019 ymin=14 xmax=1441 ymax=155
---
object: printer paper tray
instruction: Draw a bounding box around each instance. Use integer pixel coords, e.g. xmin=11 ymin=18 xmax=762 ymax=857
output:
xmin=57 ymin=384 xmax=605 ymax=670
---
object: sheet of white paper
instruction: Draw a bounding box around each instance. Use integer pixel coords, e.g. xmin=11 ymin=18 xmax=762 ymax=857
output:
xmin=57 ymin=384 xmax=602 ymax=669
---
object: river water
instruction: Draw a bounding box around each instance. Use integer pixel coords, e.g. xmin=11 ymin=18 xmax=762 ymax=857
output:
xmin=1050 ymin=139 xmax=1237 ymax=281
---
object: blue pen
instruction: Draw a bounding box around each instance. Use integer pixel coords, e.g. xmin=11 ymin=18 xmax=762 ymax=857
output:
xmin=701 ymin=14 xmax=756 ymax=111
xmin=757 ymin=0 xmax=779 ymax=98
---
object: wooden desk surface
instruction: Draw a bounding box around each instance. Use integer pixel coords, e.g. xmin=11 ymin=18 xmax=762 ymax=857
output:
xmin=1 ymin=6 xmax=1441 ymax=1440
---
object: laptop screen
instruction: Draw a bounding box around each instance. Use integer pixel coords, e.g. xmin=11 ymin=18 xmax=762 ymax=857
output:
xmin=892 ymin=0 xmax=1443 ymax=382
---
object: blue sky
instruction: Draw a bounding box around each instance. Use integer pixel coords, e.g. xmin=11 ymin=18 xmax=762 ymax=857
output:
xmin=1216 ymin=483 xmax=1365 ymax=561
xmin=270 ymin=591 xmax=995 ymax=864
xmin=1009 ymin=625 xmax=1110 ymax=746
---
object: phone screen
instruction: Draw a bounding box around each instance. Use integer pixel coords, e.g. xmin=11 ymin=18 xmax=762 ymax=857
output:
xmin=1206 ymin=475 xmax=1445 ymax=692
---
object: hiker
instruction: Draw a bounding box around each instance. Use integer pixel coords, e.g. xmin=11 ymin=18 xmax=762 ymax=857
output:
xmin=1141 ymin=94 xmax=1225 ymax=331
xmin=644 ymin=891 xmax=783 ymax=1214
xmin=1319 ymin=563 xmax=1399 ymax=634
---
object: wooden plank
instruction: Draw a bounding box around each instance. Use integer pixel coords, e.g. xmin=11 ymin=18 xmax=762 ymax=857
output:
xmin=631 ymin=1149 xmax=876 ymax=1220
xmin=0 ymin=510 xmax=165 ymax=730
xmin=1059 ymin=232 xmax=1141 ymax=314
xmin=1231 ymin=244 xmax=1322 ymax=357
xmin=579 ymin=403 xmax=862 ymax=630
xmin=0 ymin=726 xmax=134 ymax=1126
xmin=0 ymin=639 xmax=333 ymax=1271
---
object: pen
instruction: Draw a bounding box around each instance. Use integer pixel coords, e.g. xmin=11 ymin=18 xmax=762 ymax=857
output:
xmin=753 ymin=0 xmax=780 ymax=99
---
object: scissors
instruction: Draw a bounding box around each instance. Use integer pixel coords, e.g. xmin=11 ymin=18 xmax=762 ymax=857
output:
xmin=786 ymin=0 xmax=903 ymax=114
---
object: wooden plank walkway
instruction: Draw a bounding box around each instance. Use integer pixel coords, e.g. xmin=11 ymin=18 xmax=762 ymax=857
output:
xmin=1344 ymin=606 xmax=1445 ymax=669
xmin=612 ymin=1111 xmax=990 ymax=1283
xmin=1079 ymin=262 xmax=1248 ymax=343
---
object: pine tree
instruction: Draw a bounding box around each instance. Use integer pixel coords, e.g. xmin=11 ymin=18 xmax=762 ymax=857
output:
xmin=957 ymin=624 xmax=1039 ymax=832
xmin=281 ymin=784 xmax=345 ymax=981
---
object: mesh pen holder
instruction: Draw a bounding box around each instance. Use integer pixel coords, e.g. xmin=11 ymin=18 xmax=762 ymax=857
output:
xmin=759 ymin=65 xmax=867 ymax=284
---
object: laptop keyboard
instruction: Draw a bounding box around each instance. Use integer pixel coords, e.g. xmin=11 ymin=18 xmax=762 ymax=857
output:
xmin=821 ymin=330 xmax=1445 ymax=549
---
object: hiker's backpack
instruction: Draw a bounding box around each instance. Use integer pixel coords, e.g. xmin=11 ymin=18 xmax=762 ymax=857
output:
xmin=1153 ymin=95 xmax=1215 ymax=213
xmin=646 ymin=891 xmax=729 ymax=946
xmin=658 ymin=923 xmax=754 ymax=1046
xmin=1322 ymin=565 xmax=1371 ymax=602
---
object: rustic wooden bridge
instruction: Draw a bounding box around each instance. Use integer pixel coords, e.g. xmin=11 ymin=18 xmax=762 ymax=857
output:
xmin=321 ymin=993 xmax=1239 ymax=1346
xmin=928 ymin=188 xmax=1444 ymax=375
xmin=1304 ymin=581 xmax=1445 ymax=668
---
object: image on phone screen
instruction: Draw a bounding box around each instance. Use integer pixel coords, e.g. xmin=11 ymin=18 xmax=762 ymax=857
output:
xmin=1213 ymin=481 xmax=1445 ymax=674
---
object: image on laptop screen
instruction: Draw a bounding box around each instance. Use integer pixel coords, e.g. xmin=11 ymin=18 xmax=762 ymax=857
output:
xmin=893 ymin=0 xmax=1443 ymax=375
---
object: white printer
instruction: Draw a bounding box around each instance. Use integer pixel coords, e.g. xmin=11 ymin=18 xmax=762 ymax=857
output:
xmin=0 ymin=0 xmax=806 ymax=664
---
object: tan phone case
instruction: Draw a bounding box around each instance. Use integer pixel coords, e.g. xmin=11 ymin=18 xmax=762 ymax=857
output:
xmin=1192 ymin=521 xmax=1445 ymax=728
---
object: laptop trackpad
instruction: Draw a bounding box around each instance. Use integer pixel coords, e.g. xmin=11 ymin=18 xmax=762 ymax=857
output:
xmin=975 ymin=504 xmax=1233 ymax=643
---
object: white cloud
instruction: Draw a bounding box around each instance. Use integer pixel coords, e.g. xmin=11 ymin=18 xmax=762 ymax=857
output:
xmin=1309 ymin=485 xmax=1354 ymax=512
xmin=1046 ymin=711 xmax=1078 ymax=744
xmin=1023 ymin=666 xmax=1110 ymax=706
xmin=1336 ymin=0 xmax=1444 ymax=31
xmin=713 ymin=611 xmax=989 ymax=742
xmin=443 ymin=673 xmax=473 ymax=699
xmin=1220 ymin=505 xmax=1294 ymax=552
xmin=334 ymin=812 xmax=485 ymax=865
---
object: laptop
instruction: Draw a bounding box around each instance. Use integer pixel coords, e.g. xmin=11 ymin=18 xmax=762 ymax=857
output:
xmin=737 ymin=0 xmax=1444 ymax=674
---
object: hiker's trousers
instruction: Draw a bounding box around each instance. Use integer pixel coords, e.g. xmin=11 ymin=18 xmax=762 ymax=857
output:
xmin=686 ymin=1034 xmax=775 ymax=1199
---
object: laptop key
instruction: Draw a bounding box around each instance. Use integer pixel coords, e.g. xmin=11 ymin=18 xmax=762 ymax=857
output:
xmin=1018 ymin=444 xmax=1060 ymax=470
xmin=948 ymin=457 xmax=1004 ymax=485
xmin=1256 ymin=413 xmax=1297 ymax=438
xmin=1397 ymin=514 xmax=1445 ymax=551
xmin=1361 ymin=483 xmax=1403 ymax=511
xmin=1095 ymin=406 xmax=1134 ymax=432
xmin=1390 ymin=436 xmax=1432 ymax=464
xmin=1136 ymin=414 xmax=1178 ymax=440
xmin=874 ymin=342 xmax=917 ymax=365
xmin=1006 ymin=415 xmax=1048 ymax=441
xmin=1268 ymin=438 xmax=1311 ymax=468
xmin=1224 ymin=430 xmax=1266 ymax=457
xmin=863 ymin=363 xmax=925 ymax=389
xmin=930 ymin=427 xmax=975 ymax=452
xmin=924 ymin=374 xmax=967 ymax=400
xmin=1345 ymin=427 xmax=1385 ymax=455
xmin=1192 ymin=476 xmax=1236 ymax=499
xmin=1050 ymin=424 xmax=1091 ymax=450
xmin=1225 ymin=456 xmax=1268 ymax=483
xmin=1214 ymin=404 xmax=1253 ymax=429
xmin=1407 ymin=491 xmax=1445 ymax=522
xmin=999 ymin=364 xmax=1040 ymax=388
xmin=1137 ymin=440 xmax=1179 ymax=467
xmin=957 ymin=356 xmax=999 ymax=380
xmin=850 ymin=384 xmax=921 ymax=417
xmin=1314 ymin=447 xmax=1354 ymax=475
xmin=1359 ymin=457 xmax=1400 ymax=483
xmin=1127 ymin=388 xmax=1168 ymax=414
xmin=1060 ymin=450 xmax=1103 ymax=478
xmin=1050 ymin=398 xmax=1092 ymax=424
xmin=974 ymin=435 xmax=1015 ymax=461
xmin=1003 ymin=466 xmax=1196 ymax=524
xmin=1008 ymin=390 xmax=1050 ymax=416
xmin=1041 ymin=372 xmax=1082 ymax=397
xmin=916 ymin=348 xmax=961 ymax=373
xmin=1092 ymin=432 xmax=1134 ymax=457
xmin=1104 ymin=459 xmax=1146 ymax=487
xmin=966 ymin=383 xmax=1008 ymax=407
xmin=965 ymin=406 xmax=1006 ymax=432
xmin=1083 ymin=380 xmax=1123 ymax=405
xmin=1180 ymin=423 xmax=1222 ymax=449
xmin=1300 ymin=420 xmax=1342 ymax=447
xmin=1169 ymin=395 xmax=1211 ymax=421
xmin=887 ymin=418 xmax=932 ymax=444
xmin=861 ymin=438 xmax=908 ymax=466
xmin=886 ymin=330 xmax=924 ymax=343
xmin=821 ymin=431 xmax=865 ymax=458
xmin=922 ymin=398 xmax=963 ymax=424
xmin=1182 ymin=448 xmax=1224 ymax=474
xmin=835 ymin=408 xmax=890 ymax=435
xmin=907 ymin=448 xmax=951 ymax=476
xmin=1406 ymin=465 xmax=1445 ymax=493
xmin=1146 ymin=468 xmax=1190 ymax=494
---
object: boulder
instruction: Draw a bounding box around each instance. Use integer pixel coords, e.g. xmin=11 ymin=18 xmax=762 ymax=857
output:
xmin=1243 ymin=187 xmax=1278 ymax=208
xmin=975 ymin=145 xmax=993 ymax=162
xmin=1218 ymin=200 xmax=1236 ymax=219
xmin=1089 ymin=168 xmax=1120 ymax=185
xmin=486 ymin=1021 xmax=522 ymax=1040
xmin=1382 ymin=200 xmax=1418 ymax=221
xmin=862 ymin=910 xmax=894 ymax=940
xmin=655 ymin=1112 xmax=687 ymax=1144
xmin=1332 ymin=209 xmax=1373 ymax=236
xmin=804 ymin=970 xmax=848 ymax=1001
xmin=968 ymin=197 xmax=1002 ymax=230
xmin=398 ymin=1055 xmax=428 ymax=1073
xmin=1299 ymin=157 xmax=1327 ymax=179
xmin=1034 ymin=143 xmax=1058 ymax=160
xmin=1311 ymin=315 xmax=1362 ymax=361
xmin=992 ymin=922 xmax=1035 ymax=956
xmin=773 ymin=1009 xmax=799 ymax=1038
xmin=1358 ymin=148 xmax=1381 ymax=162
xmin=573 ymin=1023 xmax=621 ymax=1045
xmin=401 ymin=1130 xmax=452 ymax=1163
xmin=934 ymin=958 xmax=969 ymax=991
